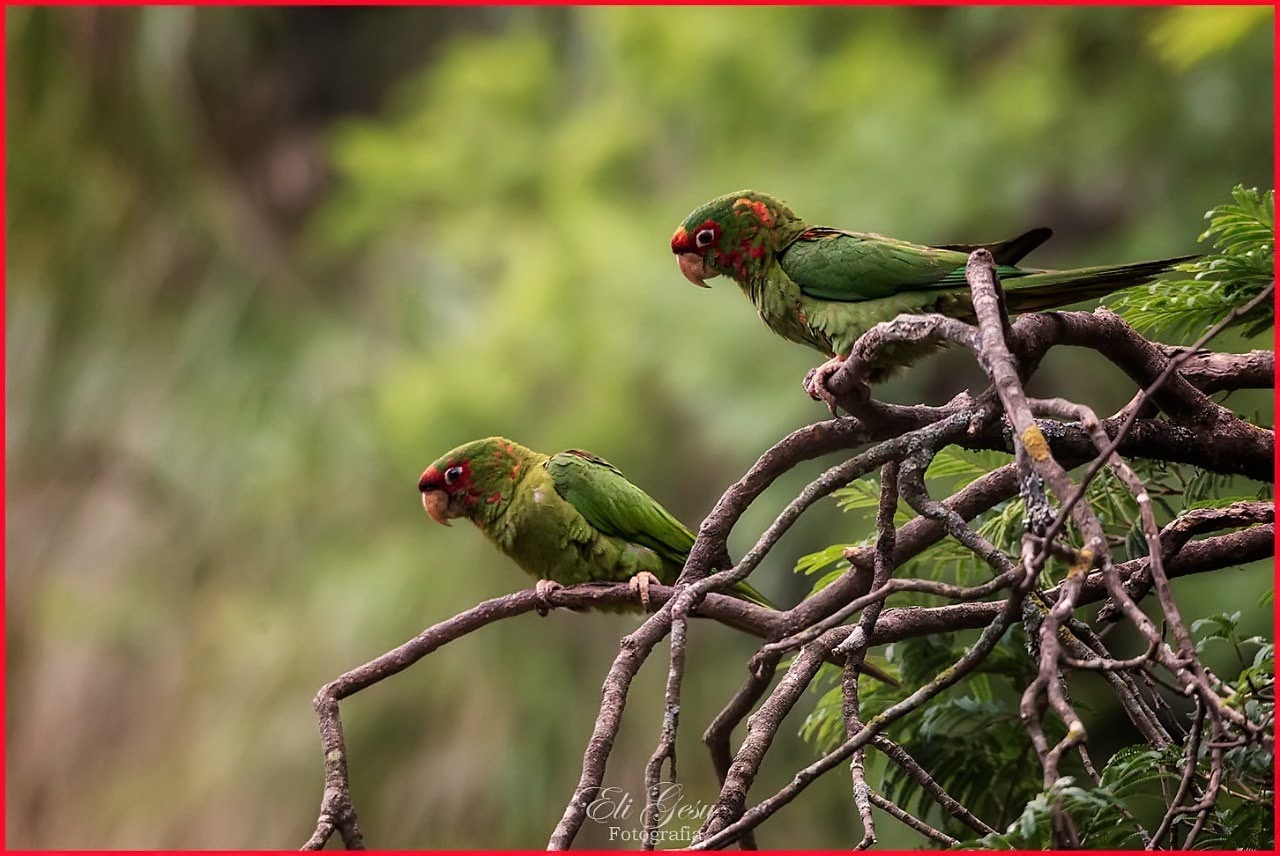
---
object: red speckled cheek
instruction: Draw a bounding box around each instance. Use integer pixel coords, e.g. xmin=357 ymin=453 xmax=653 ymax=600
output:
xmin=715 ymin=247 xmax=748 ymax=279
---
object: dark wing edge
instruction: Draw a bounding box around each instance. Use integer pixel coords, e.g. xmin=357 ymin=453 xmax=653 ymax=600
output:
xmin=933 ymin=227 xmax=1053 ymax=266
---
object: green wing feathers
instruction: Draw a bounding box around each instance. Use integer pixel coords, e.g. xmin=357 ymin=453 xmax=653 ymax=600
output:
xmin=782 ymin=228 xmax=1191 ymax=313
xmin=546 ymin=450 xmax=694 ymax=566
xmin=781 ymin=229 xmax=1039 ymax=301
xmin=781 ymin=229 xmax=970 ymax=301
xmin=545 ymin=451 xmax=774 ymax=608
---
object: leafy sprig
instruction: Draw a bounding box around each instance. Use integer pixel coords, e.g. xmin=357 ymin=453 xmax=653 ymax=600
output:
xmin=1108 ymin=185 xmax=1274 ymax=341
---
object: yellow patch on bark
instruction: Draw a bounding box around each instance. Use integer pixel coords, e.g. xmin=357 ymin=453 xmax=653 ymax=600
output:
xmin=1020 ymin=424 xmax=1050 ymax=461
xmin=1068 ymin=548 xmax=1094 ymax=577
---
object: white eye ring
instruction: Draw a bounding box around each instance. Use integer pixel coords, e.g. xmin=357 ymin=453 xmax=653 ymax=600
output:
xmin=444 ymin=466 xmax=463 ymax=485
xmin=695 ymin=228 xmax=715 ymax=248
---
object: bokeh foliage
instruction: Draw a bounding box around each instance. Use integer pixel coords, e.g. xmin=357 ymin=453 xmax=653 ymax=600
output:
xmin=5 ymin=6 xmax=1272 ymax=848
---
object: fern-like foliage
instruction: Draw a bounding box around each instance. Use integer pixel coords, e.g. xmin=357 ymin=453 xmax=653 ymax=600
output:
xmin=962 ymin=772 xmax=1162 ymax=850
xmin=946 ymin=615 xmax=1275 ymax=849
xmin=1107 ymin=185 xmax=1274 ymax=341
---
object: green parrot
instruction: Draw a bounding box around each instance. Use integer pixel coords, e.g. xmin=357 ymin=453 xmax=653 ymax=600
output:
xmin=670 ymin=190 xmax=1193 ymax=401
xmin=417 ymin=436 xmax=773 ymax=610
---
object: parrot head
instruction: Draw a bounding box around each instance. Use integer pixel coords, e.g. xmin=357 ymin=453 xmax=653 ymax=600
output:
xmin=670 ymin=190 xmax=803 ymax=287
xmin=418 ymin=436 xmax=534 ymax=527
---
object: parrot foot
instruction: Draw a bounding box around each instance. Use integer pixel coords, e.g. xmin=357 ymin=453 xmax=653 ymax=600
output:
xmin=534 ymin=578 xmax=564 ymax=616
xmin=628 ymin=571 xmax=662 ymax=612
xmin=803 ymin=355 xmax=847 ymax=416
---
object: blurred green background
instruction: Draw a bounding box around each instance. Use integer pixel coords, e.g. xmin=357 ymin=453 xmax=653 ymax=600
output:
xmin=5 ymin=5 xmax=1273 ymax=849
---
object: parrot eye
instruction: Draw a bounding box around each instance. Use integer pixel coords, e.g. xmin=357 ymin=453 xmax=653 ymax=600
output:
xmin=695 ymin=228 xmax=716 ymax=248
xmin=444 ymin=466 xmax=463 ymax=486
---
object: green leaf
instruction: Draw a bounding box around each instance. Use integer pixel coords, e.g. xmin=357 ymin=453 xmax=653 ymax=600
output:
xmin=795 ymin=542 xmax=856 ymax=577
xmin=924 ymin=447 xmax=1008 ymax=488
xmin=833 ymin=478 xmax=885 ymax=512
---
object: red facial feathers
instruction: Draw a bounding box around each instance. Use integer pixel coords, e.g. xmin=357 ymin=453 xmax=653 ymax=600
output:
xmin=418 ymin=459 xmax=473 ymax=494
xmin=671 ymin=220 xmax=720 ymax=254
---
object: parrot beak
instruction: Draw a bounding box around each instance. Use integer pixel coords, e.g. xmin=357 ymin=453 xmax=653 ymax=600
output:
xmin=421 ymin=489 xmax=451 ymax=527
xmin=677 ymin=252 xmax=713 ymax=288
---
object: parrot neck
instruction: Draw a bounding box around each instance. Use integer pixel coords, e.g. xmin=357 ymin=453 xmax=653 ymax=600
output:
xmin=744 ymin=266 xmax=771 ymax=301
xmin=736 ymin=259 xmax=778 ymax=308
xmin=745 ymin=219 xmax=806 ymax=298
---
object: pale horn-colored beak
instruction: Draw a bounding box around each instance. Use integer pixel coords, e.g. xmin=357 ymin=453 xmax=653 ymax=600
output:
xmin=421 ymin=489 xmax=451 ymax=527
xmin=677 ymin=252 xmax=713 ymax=288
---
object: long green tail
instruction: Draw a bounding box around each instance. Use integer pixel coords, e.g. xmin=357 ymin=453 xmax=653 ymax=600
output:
xmin=729 ymin=579 xmax=774 ymax=609
xmin=1003 ymin=255 xmax=1197 ymax=313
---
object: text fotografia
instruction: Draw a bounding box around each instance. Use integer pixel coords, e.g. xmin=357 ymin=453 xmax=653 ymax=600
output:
xmin=585 ymin=784 xmax=711 ymax=845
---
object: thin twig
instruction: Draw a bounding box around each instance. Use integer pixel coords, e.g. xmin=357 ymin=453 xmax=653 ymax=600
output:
xmin=870 ymin=735 xmax=997 ymax=836
xmin=867 ymin=790 xmax=959 ymax=847
xmin=1149 ymin=697 xmax=1207 ymax=849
